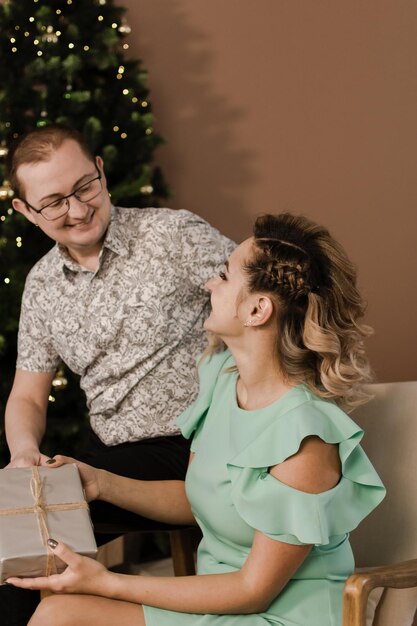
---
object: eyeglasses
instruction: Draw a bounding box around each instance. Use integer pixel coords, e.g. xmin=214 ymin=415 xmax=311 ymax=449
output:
xmin=23 ymin=168 xmax=103 ymax=221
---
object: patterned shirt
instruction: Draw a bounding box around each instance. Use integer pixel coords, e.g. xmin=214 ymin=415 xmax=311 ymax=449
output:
xmin=17 ymin=207 xmax=235 ymax=445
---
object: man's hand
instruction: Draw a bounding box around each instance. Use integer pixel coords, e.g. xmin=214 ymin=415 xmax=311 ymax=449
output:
xmin=42 ymin=455 xmax=102 ymax=502
xmin=6 ymin=448 xmax=50 ymax=468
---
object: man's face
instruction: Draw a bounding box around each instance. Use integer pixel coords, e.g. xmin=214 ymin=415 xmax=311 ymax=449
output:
xmin=12 ymin=139 xmax=112 ymax=261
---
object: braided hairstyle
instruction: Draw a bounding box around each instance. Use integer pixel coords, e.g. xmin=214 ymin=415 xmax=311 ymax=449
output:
xmin=245 ymin=213 xmax=373 ymax=409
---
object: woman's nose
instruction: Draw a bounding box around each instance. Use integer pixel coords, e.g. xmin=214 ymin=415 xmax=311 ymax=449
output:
xmin=205 ymin=276 xmax=217 ymax=292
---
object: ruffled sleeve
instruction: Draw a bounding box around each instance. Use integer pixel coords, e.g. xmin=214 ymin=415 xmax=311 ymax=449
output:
xmin=177 ymin=350 xmax=233 ymax=452
xmin=227 ymin=393 xmax=386 ymax=546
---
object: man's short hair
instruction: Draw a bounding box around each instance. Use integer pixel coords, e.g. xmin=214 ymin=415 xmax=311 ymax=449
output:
xmin=7 ymin=124 xmax=95 ymax=199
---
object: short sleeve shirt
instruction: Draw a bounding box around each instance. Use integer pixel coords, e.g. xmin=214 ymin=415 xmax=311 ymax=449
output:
xmin=17 ymin=207 xmax=235 ymax=445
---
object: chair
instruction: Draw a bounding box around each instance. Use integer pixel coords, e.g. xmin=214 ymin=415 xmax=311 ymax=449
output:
xmin=343 ymin=381 xmax=417 ymax=626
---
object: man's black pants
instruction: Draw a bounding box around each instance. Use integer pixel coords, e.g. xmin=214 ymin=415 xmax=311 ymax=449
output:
xmin=0 ymin=432 xmax=191 ymax=626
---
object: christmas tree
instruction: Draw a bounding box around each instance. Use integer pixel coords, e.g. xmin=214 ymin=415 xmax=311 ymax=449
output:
xmin=0 ymin=0 xmax=168 ymax=464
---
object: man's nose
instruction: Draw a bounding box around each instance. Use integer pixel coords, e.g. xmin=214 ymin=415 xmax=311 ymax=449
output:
xmin=66 ymin=195 xmax=89 ymax=217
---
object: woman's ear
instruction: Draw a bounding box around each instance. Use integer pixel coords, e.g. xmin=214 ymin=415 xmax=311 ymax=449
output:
xmin=12 ymin=198 xmax=37 ymax=225
xmin=244 ymin=295 xmax=274 ymax=327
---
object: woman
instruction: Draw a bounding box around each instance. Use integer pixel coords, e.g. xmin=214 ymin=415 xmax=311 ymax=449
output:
xmin=8 ymin=213 xmax=385 ymax=626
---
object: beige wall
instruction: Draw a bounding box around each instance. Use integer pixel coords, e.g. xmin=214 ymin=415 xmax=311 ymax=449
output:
xmin=119 ymin=0 xmax=417 ymax=383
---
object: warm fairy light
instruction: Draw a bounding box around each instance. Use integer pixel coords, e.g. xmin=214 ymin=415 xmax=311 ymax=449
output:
xmin=56 ymin=9 xmax=62 ymax=14
xmin=68 ymin=43 xmax=75 ymax=48
xmin=67 ymin=0 xmax=73 ymax=4
xmin=121 ymin=133 xmax=127 ymax=139
xmin=145 ymin=128 xmax=153 ymax=135
xmin=117 ymin=74 xmax=122 ymax=80
xmin=118 ymin=66 xmax=125 ymax=73
xmin=98 ymin=15 xmax=104 ymax=22
xmin=15 ymin=26 xmax=20 ymax=31
xmin=4 ymin=278 xmax=10 ymax=284
xmin=24 ymin=32 xmax=30 ymax=37
xmin=112 ymin=23 xmax=118 ymax=29
xmin=84 ymin=45 xmax=90 ymax=51
xmin=48 ymin=395 xmax=56 ymax=402
xmin=37 ymin=50 xmax=43 ymax=56
xmin=5 ymin=123 xmax=11 ymax=128
xmin=17 ymin=241 xmax=22 ymax=248
xmin=56 ymin=31 xmax=61 ymax=36
xmin=0 ymin=216 xmax=5 ymax=222
xmin=29 ymin=17 xmax=35 ymax=22
xmin=7 ymin=207 xmax=13 ymax=213
xmin=113 ymin=125 xmax=119 ymax=132
xmin=34 ymin=39 xmax=39 ymax=44
xmin=141 ymin=101 xmax=148 ymax=107
xmin=131 ymin=97 xmax=138 ymax=103
xmin=123 ymin=89 xmax=129 ymax=95
xmin=10 ymin=38 xmax=16 ymax=43
xmin=123 ymin=44 xmax=129 ymax=50
xmin=12 ymin=47 xmax=17 ymax=53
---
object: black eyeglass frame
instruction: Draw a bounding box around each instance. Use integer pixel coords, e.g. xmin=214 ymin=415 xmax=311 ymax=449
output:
xmin=22 ymin=166 xmax=102 ymax=221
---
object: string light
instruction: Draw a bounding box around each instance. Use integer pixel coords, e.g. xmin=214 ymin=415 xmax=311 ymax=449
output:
xmin=68 ymin=43 xmax=75 ymax=49
xmin=123 ymin=44 xmax=129 ymax=50
xmin=11 ymin=47 xmax=17 ymax=53
xmin=111 ymin=23 xmax=118 ymax=29
xmin=98 ymin=15 xmax=104 ymax=22
xmin=83 ymin=45 xmax=90 ymax=51
xmin=56 ymin=9 xmax=62 ymax=14
xmin=10 ymin=38 xmax=16 ymax=43
xmin=141 ymin=101 xmax=148 ymax=107
xmin=131 ymin=97 xmax=138 ymax=103
xmin=48 ymin=395 xmax=56 ymax=402
xmin=29 ymin=17 xmax=35 ymax=22
xmin=34 ymin=39 xmax=39 ymax=45
xmin=145 ymin=128 xmax=153 ymax=135
xmin=7 ymin=208 xmax=13 ymax=214
xmin=122 ymin=89 xmax=129 ymax=95
xmin=121 ymin=132 xmax=127 ymax=139
xmin=37 ymin=50 xmax=43 ymax=56
xmin=0 ymin=216 xmax=5 ymax=222
xmin=118 ymin=66 xmax=125 ymax=73
xmin=113 ymin=125 xmax=119 ymax=132
xmin=4 ymin=278 xmax=10 ymax=284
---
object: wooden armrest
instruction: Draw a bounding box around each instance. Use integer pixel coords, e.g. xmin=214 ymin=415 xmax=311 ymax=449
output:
xmin=342 ymin=559 xmax=417 ymax=626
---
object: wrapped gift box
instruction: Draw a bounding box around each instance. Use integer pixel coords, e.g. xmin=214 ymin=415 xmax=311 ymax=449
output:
xmin=0 ymin=464 xmax=97 ymax=583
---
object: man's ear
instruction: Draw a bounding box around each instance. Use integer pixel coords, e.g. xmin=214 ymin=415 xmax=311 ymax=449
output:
xmin=12 ymin=198 xmax=37 ymax=225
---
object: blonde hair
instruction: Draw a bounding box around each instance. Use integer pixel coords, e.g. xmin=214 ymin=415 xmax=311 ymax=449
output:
xmin=209 ymin=213 xmax=373 ymax=410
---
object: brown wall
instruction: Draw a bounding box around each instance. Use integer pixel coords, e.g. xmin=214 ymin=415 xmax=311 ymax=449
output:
xmin=118 ymin=0 xmax=417 ymax=383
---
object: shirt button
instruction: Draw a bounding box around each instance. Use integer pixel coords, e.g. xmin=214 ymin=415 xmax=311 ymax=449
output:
xmin=259 ymin=471 xmax=268 ymax=480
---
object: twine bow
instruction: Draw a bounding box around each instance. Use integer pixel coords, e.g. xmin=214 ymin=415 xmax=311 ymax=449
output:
xmin=0 ymin=466 xmax=89 ymax=576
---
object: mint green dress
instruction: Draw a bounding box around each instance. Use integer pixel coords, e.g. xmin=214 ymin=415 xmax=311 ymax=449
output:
xmin=143 ymin=351 xmax=385 ymax=626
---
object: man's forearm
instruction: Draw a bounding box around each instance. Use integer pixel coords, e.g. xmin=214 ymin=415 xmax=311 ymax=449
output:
xmin=5 ymin=398 xmax=47 ymax=458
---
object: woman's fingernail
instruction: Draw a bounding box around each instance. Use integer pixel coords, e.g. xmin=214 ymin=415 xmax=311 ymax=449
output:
xmin=46 ymin=458 xmax=56 ymax=464
xmin=47 ymin=538 xmax=58 ymax=549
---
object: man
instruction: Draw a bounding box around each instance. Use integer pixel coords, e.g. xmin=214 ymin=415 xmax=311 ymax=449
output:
xmin=2 ymin=124 xmax=234 ymax=625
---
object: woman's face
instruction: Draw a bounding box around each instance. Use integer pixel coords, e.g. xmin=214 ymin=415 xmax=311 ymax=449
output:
xmin=204 ymin=238 xmax=253 ymax=338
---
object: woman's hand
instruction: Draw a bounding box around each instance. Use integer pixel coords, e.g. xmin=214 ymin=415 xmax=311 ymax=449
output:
xmin=42 ymin=455 xmax=102 ymax=502
xmin=6 ymin=540 xmax=115 ymax=597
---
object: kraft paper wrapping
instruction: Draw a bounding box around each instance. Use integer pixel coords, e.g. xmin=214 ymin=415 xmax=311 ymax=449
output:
xmin=0 ymin=464 xmax=97 ymax=584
